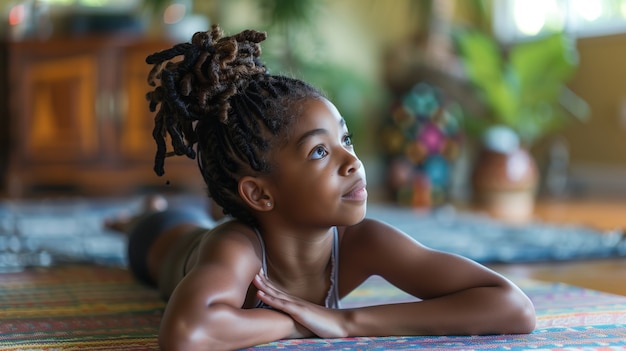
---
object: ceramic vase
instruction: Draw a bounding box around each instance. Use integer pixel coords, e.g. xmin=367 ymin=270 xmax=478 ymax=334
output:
xmin=471 ymin=146 xmax=538 ymax=223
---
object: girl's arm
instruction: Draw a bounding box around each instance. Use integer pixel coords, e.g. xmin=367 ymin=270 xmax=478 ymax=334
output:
xmin=158 ymin=225 xmax=309 ymax=351
xmin=255 ymin=218 xmax=536 ymax=338
xmin=339 ymin=253 xmax=536 ymax=337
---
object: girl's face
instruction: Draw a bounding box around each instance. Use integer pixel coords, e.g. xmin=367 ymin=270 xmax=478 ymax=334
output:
xmin=268 ymin=97 xmax=367 ymax=227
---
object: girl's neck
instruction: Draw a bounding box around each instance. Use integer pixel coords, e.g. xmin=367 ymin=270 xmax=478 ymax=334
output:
xmin=259 ymin=225 xmax=334 ymax=288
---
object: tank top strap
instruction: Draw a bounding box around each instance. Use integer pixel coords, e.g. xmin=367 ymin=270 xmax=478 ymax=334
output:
xmin=325 ymin=226 xmax=341 ymax=309
xmin=253 ymin=227 xmax=271 ymax=309
xmin=253 ymin=227 xmax=268 ymax=277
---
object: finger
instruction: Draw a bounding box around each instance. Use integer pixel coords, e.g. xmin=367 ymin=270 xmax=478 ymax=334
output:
xmin=253 ymin=274 xmax=305 ymax=313
xmin=256 ymin=289 xmax=281 ymax=307
xmin=256 ymin=289 xmax=302 ymax=314
xmin=253 ymin=271 xmax=272 ymax=292
xmin=254 ymin=271 xmax=290 ymax=299
xmin=256 ymin=289 xmax=335 ymax=338
xmin=255 ymin=269 xmax=272 ymax=288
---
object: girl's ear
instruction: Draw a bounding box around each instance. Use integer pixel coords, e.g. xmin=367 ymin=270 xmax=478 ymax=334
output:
xmin=238 ymin=176 xmax=273 ymax=211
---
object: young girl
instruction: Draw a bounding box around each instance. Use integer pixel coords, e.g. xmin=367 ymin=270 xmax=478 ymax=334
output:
xmin=114 ymin=25 xmax=535 ymax=351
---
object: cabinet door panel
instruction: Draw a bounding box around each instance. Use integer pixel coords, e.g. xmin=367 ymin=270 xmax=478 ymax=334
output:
xmin=121 ymin=45 xmax=162 ymax=161
xmin=23 ymin=55 xmax=98 ymax=162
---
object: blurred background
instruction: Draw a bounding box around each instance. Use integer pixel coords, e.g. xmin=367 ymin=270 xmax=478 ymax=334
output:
xmin=1 ymin=0 xmax=626 ymax=209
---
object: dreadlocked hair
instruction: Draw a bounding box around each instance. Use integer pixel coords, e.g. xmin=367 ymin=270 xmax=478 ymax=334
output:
xmin=145 ymin=24 xmax=323 ymax=226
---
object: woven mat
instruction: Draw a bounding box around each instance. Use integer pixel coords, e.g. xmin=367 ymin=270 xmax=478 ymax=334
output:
xmin=0 ymin=266 xmax=163 ymax=350
xmin=1 ymin=265 xmax=626 ymax=350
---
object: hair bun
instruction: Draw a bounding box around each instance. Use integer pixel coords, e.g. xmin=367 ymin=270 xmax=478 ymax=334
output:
xmin=146 ymin=25 xmax=271 ymax=176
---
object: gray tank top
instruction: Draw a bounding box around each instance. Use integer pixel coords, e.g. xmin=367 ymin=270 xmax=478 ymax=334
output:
xmin=254 ymin=227 xmax=341 ymax=309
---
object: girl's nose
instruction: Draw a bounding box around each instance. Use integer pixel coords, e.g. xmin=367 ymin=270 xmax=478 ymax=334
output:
xmin=340 ymin=149 xmax=362 ymax=176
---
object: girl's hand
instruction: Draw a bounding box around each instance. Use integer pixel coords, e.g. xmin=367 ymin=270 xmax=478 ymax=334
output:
xmin=253 ymin=270 xmax=349 ymax=338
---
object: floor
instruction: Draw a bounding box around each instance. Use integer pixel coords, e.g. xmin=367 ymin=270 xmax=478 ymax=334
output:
xmin=2 ymin=192 xmax=625 ymax=296
xmin=488 ymin=197 xmax=626 ymax=296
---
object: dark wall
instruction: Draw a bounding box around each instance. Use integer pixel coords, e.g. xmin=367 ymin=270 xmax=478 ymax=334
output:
xmin=0 ymin=42 xmax=8 ymax=193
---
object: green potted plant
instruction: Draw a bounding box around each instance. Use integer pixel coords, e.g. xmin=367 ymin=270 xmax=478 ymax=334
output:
xmin=452 ymin=28 xmax=590 ymax=222
xmin=453 ymin=28 xmax=589 ymax=145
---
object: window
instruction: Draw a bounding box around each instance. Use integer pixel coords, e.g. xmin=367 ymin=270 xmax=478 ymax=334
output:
xmin=38 ymin=0 xmax=141 ymax=12
xmin=494 ymin=0 xmax=626 ymax=42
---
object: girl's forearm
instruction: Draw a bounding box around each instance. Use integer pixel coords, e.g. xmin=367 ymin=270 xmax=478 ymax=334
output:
xmin=159 ymin=303 xmax=303 ymax=351
xmin=342 ymin=285 xmax=535 ymax=337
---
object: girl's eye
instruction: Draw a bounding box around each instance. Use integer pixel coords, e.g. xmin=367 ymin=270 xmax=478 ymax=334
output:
xmin=343 ymin=133 xmax=354 ymax=147
xmin=310 ymin=146 xmax=328 ymax=160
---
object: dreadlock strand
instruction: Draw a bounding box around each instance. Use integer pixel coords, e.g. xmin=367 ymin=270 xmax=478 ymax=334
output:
xmin=145 ymin=42 xmax=191 ymax=65
xmin=216 ymin=84 xmax=237 ymax=123
xmin=166 ymin=121 xmax=194 ymax=158
xmin=216 ymin=38 xmax=238 ymax=68
xmin=181 ymin=119 xmax=197 ymax=148
xmin=180 ymin=73 xmax=193 ymax=96
xmin=228 ymin=104 xmax=265 ymax=156
xmin=147 ymin=62 xmax=165 ymax=87
xmin=152 ymin=110 xmax=168 ymax=176
xmin=161 ymin=70 xmax=190 ymax=120
xmin=192 ymin=51 xmax=211 ymax=84
xmin=209 ymin=25 xmax=224 ymax=44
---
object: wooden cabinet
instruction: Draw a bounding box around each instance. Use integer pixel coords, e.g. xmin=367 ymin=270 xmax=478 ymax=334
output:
xmin=21 ymin=53 xmax=98 ymax=163
xmin=1 ymin=36 xmax=205 ymax=197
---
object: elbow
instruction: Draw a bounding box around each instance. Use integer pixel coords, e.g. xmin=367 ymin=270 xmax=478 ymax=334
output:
xmin=514 ymin=299 xmax=536 ymax=334
xmin=158 ymin=305 xmax=229 ymax=351
xmin=504 ymin=287 xmax=536 ymax=334
xmin=504 ymin=303 xmax=536 ymax=335
xmin=158 ymin=319 xmax=209 ymax=351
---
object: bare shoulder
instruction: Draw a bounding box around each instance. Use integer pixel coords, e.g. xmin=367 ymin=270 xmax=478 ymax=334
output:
xmin=195 ymin=220 xmax=262 ymax=267
xmin=336 ymin=218 xmax=428 ymax=294
xmin=166 ymin=220 xmax=263 ymax=312
xmin=339 ymin=217 xmax=425 ymax=259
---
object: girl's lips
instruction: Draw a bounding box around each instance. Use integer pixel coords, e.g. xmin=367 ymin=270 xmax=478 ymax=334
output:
xmin=343 ymin=181 xmax=368 ymax=201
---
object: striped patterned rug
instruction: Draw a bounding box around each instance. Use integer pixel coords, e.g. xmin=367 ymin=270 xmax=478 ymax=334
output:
xmin=0 ymin=266 xmax=163 ymax=350
xmin=1 ymin=265 xmax=626 ymax=350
